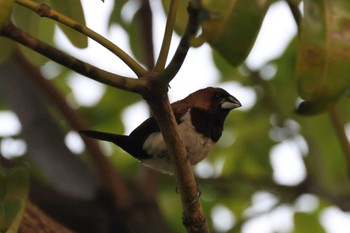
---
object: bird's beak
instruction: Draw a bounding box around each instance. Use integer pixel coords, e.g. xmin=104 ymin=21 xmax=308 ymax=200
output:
xmin=221 ymin=96 xmax=242 ymax=110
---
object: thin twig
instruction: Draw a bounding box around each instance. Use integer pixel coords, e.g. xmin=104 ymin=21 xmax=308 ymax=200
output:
xmin=153 ymin=1 xmax=200 ymax=85
xmin=154 ymin=0 xmax=179 ymax=71
xmin=14 ymin=0 xmax=147 ymax=77
xmin=1 ymin=21 xmax=146 ymax=93
xmin=328 ymin=104 xmax=350 ymax=176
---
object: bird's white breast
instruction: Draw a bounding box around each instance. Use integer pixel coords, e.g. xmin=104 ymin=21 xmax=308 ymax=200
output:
xmin=142 ymin=110 xmax=214 ymax=174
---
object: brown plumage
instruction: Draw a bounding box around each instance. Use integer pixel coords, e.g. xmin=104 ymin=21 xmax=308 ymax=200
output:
xmin=80 ymin=87 xmax=241 ymax=174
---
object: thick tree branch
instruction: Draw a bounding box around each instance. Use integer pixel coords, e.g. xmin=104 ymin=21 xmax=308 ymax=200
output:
xmin=143 ymin=2 xmax=208 ymax=232
xmin=20 ymin=201 xmax=73 ymax=233
xmin=0 ymin=21 xmax=147 ymax=93
xmin=146 ymin=93 xmax=209 ymax=233
xmin=14 ymin=0 xmax=147 ymax=77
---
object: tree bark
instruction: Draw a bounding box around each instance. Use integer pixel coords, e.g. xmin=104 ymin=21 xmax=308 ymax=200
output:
xmin=19 ymin=201 xmax=73 ymax=233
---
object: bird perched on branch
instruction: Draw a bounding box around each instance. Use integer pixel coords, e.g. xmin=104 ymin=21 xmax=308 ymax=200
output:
xmin=80 ymin=87 xmax=241 ymax=174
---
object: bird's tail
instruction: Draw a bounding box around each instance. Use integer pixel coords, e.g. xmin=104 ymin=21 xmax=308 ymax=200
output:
xmin=79 ymin=130 xmax=125 ymax=143
xmin=79 ymin=130 xmax=148 ymax=160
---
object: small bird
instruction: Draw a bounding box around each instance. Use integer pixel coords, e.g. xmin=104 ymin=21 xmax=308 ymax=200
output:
xmin=80 ymin=87 xmax=241 ymax=174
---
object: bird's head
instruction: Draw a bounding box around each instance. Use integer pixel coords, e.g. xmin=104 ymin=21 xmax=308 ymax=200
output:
xmin=184 ymin=87 xmax=242 ymax=114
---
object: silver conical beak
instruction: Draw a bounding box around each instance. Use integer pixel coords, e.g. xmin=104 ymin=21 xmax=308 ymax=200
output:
xmin=221 ymin=96 xmax=242 ymax=110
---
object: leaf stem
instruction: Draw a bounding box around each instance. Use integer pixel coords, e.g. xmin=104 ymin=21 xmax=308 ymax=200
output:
xmin=154 ymin=0 xmax=179 ymax=71
xmin=14 ymin=0 xmax=147 ymax=77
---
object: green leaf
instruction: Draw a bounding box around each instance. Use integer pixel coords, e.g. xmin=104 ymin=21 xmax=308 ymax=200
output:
xmin=13 ymin=4 xmax=51 ymax=66
xmin=5 ymin=167 xmax=30 ymax=201
xmin=294 ymin=212 xmax=326 ymax=233
xmin=161 ymin=0 xmax=189 ymax=35
xmin=108 ymin=0 xmax=128 ymax=28
xmin=128 ymin=7 xmax=146 ymax=66
xmin=48 ymin=0 xmax=88 ymax=48
xmin=0 ymin=167 xmax=29 ymax=233
xmin=200 ymin=0 xmax=272 ymax=66
xmin=0 ymin=0 xmax=14 ymax=30
xmin=297 ymin=0 xmax=350 ymax=114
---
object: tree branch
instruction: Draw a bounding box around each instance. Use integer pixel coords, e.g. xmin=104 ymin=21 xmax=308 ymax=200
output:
xmin=0 ymin=21 xmax=147 ymax=93
xmin=14 ymin=0 xmax=147 ymax=77
xmin=153 ymin=1 xmax=200 ymax=85
xmin=146 ymin=93 xmax=209 ymax=233
xmin=154 ymin=0 xmax=179 ymax=71
xmin=20 ymin=201 xmax=73 ymax=233
xmin=143 ymin=2 xmax=208 ymax=232
xmin=13 ymin=51 xmax=133 ymax=206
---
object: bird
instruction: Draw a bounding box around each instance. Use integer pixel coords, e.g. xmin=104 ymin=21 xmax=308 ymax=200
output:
xmin=80 ymin=87 xmax=241 ymax=175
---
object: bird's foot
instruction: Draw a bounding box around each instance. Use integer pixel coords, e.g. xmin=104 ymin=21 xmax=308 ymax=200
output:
xmin=189 ymin=185 xmax=201 ymax=205
xmin=185 ymin=146 xmax=192 ymax=162
xmin=175 ymin=185 xmax=201 ymax=205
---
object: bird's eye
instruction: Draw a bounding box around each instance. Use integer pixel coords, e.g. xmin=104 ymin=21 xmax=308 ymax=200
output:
xmin=215 ymin=94 xmax=221 ymax=99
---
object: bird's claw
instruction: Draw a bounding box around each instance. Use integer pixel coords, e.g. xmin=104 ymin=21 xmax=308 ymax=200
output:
xmin=175 ymin=185 xmax=201 ymax=205
xmin=189 ymin=188 xmax=201 ymax=205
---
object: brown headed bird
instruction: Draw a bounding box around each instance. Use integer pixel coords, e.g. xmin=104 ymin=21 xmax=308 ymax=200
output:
xmin=80 ymin=87 xmax=241 ymax=174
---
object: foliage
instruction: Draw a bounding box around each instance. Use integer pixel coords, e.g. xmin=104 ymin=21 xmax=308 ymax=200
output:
xmin=0 ymin=167 xmax=29 ymax=233
xmin=1 ymin=0 xmax=350 ymax=232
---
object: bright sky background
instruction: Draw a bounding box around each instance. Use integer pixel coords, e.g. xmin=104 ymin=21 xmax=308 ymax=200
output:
xmin=1 ymin=0 xmax=350 ymax=232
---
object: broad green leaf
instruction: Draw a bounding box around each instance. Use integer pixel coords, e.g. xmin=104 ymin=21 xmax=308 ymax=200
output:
xmin=5 ymin=167 xmax=29 ymax=201
xmin=0 ymin=0 xmax=14 ymax=29
xmin=0 ymin=167 xmax=29 ymax=233
xmin=297 ymin=0 xmax=350 ymax=114
xmin=161 ymin=0 xmax=188 ymax=35
xmin=0 ymin=201 xmax=21 ymax=232
xmin=294 ymin=212 xmax=326 ymax=233
xmin=108 ymin=0 xmax=128 ymax=28
xmin=200 ymin=0 xmax=272 ymax=66
xmin=48 ymin=0 xmax=88 ymax=48
xmin=299 ymin=111 xmax=350 ymax=195
xmin=128 ymin=6 xmax=146 ymax=66
xmin=13 ymin=4 xmax=50 ymax=66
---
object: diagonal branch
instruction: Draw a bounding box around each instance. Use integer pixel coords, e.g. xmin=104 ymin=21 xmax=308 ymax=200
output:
xmin=14 ymin=0 xmax=147 ymax=77
xmin=0 ymin=21 xmax=147 ymax=93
